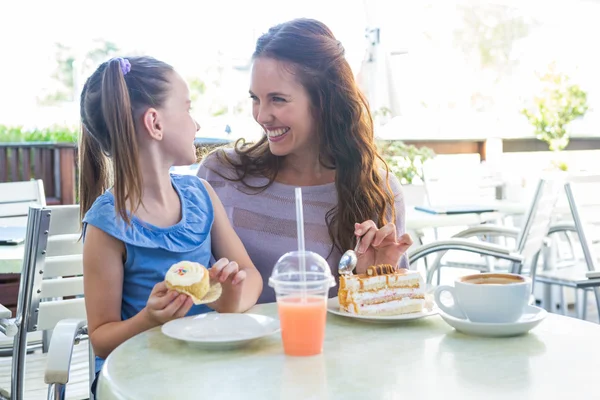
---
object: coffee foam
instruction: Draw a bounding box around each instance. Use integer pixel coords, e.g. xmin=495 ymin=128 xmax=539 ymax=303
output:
xmin=460 ymin=273 xmax=525 ymax=285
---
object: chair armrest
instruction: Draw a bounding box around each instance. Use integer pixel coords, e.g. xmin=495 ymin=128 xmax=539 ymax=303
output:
xmin=548 ymin=223 xmax=577 ymax=235
xmin=575 ymin=278 xmax=600 ymax=289
xmin=451 ymin=225 xmax=521 ymax=239
xmin=408 ymin=238 xmax=524 ymax=265
xmin=44 ymin=318 xmax=87 ymax=385
xmin=0 ymin=303 xmax=11 ymax=319
xmin=0 ymin=303 xmax=18 ymax=337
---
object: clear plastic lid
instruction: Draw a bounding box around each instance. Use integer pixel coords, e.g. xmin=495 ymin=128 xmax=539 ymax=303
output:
xmin=268 ymin=250 xmax=335 ymax=290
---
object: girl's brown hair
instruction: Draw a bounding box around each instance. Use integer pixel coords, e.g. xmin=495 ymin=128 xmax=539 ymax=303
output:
xmin=79 ymin=56 xmax=173 ymax=224
xmin=211 ymin=18 xmax=396 ymax=254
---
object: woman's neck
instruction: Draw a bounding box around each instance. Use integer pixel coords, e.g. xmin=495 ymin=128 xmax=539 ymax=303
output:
xmin=276 ymin=150 xmax=335 ymax=186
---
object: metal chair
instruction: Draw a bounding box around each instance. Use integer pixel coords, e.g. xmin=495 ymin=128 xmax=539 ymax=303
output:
xmin=0 ymin=205 xmax=92 ymax=400
xmin=408 ymin=175 xmax=565 ymax=297
xmin=535 ymin=174 xmax=600 ymax=320
xmin=0 ymin=180 xmax=46 ymax=357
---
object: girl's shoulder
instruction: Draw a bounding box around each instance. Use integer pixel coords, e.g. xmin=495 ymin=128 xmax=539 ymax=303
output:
xmin=82 ymin=175 xmax=214 ymax=252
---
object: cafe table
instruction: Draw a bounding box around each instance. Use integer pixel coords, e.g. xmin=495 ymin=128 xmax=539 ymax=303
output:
xmin=0 ymin=220 xmax=27 ymax=275
xmin=0 ymin=244 xmax=24 ymax=274
xmin=97 ymin=302 xmax=600 ymax=400
xmin=405 ymin=200 xmax=526 ymax=232
xmin=0 ymin=244 xmax=24 ymax=317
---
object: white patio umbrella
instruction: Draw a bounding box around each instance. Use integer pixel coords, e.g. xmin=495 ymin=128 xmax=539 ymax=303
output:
xmin=356 ymin=0 xmax=406 ymax=130
xmin=357 ymin=31 xmax=398 ymax=114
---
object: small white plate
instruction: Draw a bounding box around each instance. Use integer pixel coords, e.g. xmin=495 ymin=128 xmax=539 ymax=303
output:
xmin=326 ymin=297 xmax=438 ymax=323
xmin=161 ymin=313 xmax=280 ymax=349
xmin=438 ymin=305 xmax=547 ymax=337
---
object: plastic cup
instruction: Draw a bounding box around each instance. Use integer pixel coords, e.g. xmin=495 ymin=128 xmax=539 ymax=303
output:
xmin=269 ymin=251 xmax=335 ymax=356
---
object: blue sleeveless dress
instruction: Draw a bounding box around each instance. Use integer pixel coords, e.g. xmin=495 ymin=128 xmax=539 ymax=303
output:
xmin=82 ymin=174 xmax=214 ymax=374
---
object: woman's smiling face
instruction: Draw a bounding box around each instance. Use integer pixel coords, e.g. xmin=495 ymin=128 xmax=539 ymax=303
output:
xmin=249 ymin=57 xmax=317 ymax=157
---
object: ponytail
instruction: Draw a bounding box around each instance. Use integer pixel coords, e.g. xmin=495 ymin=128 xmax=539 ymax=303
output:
xmin=78 ymin=124 xmax=109 ymax=224
xmin=100 ymin=59 xmax=143 ymax=224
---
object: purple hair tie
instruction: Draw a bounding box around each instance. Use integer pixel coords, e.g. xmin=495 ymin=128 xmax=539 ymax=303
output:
xmin=116 ymin=57 xmax=131 ymax=76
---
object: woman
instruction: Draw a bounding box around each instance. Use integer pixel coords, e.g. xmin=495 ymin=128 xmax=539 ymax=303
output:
xmin=197 ymin=18 xmax=412 ymax=303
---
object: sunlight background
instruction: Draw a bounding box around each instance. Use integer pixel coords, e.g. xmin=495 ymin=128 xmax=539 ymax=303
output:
xmin=1 ymin=0 xmax=598 ymax=141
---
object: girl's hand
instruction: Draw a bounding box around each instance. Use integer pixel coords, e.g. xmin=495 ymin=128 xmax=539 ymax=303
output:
xmin=209 ymin=258 xmax=247 ymax=286
xmin=145 ymin=281 xmax=193 ymax=325
xmin=354 ymin=220 xmax=413 ymax=273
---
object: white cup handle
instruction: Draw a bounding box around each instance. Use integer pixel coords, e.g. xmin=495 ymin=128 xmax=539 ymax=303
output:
xmin=434 ymin=285 xmax=467 ymax=320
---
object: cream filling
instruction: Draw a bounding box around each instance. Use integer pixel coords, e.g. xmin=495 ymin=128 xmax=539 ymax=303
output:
xmin=343 ymin=298 xmax=425 ymax=313
xmin=165 ymin=261 xmax=205 ymax=286
xmin=347 ymin=288 xmax=424 ymax=304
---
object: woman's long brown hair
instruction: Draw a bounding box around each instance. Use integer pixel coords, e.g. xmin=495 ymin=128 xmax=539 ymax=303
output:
xmin=79 ymin=56 xmax=173 ymax=224
xmin=209 ymin=18 xmax=396 ymax=254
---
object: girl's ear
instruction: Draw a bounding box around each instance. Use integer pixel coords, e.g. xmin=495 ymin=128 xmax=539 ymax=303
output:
xmin=142 ymin=108 xmax=163 ymax=140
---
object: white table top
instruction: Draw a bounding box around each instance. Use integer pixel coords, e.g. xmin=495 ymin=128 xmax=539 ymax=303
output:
xmin=0 ymin=220 xmax=27 ymax=274
xmin=0 ymin=244 xmax=23 ymax=274
xmin=97 ymin=302 xmax=600 ymax=400
xmin=406 ymin=200 xmax=526 ymax=232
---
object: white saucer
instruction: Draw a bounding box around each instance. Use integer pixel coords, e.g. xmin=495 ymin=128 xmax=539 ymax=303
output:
xmin=326 ymin=297 xmax=438 ymax=323
xmin=161 ymin=313 xmax=280 ymax=349
xmin=438 ymin=305 xmax=547 ymax=337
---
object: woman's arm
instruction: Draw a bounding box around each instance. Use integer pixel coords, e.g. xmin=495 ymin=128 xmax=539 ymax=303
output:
xmin=83 ymin=226 xmax=192 ymax=358
xmin=353 ymin=172 xmax=413 ymax=273
xmin=202 ymin=180 xmax=263 ymax=312
xmin=389 ymin=173 xmax=410 ymax=269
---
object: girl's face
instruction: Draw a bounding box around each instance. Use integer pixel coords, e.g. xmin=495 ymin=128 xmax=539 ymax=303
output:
xmin=159 ymin=71 xmax=200 ymax=166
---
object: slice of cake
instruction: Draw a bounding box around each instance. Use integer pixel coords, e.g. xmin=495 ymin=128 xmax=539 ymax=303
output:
xmin=338 ymin=264 xmax=425 ymax=316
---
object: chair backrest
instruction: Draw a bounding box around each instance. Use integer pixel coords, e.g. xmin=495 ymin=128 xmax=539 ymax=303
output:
xmin=423 ymin=155 xmax=499 ymax=206
xmin=558 ymin=173 xmax=600 ymax=224
xmin=563 ymin=174 xmax=600 ymax=272
xmin=514 ymin=175 xmax=565 ymax=272
xmin=17 ymin=205 xmax=84 ymax=334
xmin=0 ymin=180 xmax=45 ymax=225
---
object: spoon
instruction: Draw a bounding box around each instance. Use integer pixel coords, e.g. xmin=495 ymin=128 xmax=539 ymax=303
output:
xmin=338 ymin=236 xmax=362 ymax=275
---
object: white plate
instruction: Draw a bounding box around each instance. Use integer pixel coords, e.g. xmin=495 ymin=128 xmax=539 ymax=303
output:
xmin=438 ymin=305 xmax=547 ymax=337
xmin=161 ymin=313 xmax=280 ymax=349
xmin=326 ymin=297 xmax=439 ymax=322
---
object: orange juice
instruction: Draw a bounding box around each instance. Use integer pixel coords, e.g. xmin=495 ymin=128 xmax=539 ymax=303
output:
xmin=277 ymin=295 xmax=327 ymax=356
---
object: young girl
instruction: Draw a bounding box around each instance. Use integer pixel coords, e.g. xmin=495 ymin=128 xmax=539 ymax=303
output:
xmin=79 ymin=56 xmax=262 ymax=392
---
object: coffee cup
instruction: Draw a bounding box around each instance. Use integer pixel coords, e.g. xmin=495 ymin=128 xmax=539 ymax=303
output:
xmin=434 ymin=273 xmax=531 ymax=323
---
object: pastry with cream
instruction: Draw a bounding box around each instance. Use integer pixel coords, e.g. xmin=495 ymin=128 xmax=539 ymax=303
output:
xmin=338 ymin=264 xmax=425 ymax=315
xmin=165 ymin=261 xmax=211 ymax=304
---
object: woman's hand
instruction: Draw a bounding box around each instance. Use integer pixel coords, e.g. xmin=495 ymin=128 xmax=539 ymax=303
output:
xmin=145 ymin=282 xmax=194 ymax=325
xmin=353 ymin=220 xmax=413 ymax=274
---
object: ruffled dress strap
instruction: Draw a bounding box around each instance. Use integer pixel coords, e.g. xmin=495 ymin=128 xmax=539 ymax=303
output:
xmin=82 ymin=174 xmax=214 ymax=252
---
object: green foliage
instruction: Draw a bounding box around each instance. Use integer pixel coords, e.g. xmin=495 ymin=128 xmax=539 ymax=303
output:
xmin=521 ymin=66 xmax=589 ymax=151
xmin=84 ymin=39 xmax=120 ymax=69
xmin=188 ymin=77 xmax=207 ymax=103
xmin=373 ymin=107 xmax=392 ymax=118
xmin=0 ymin=125 xmax=78 ymax=143
xmin=454 ymin=4 xmax=534 ymax=72
xmin=41 ymin=39 xmax=120 ymax=105
xmin=554 ymin=161 xmax=569 ymax=171
xmin=379 ymin=141 xmax=435 ymax=185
